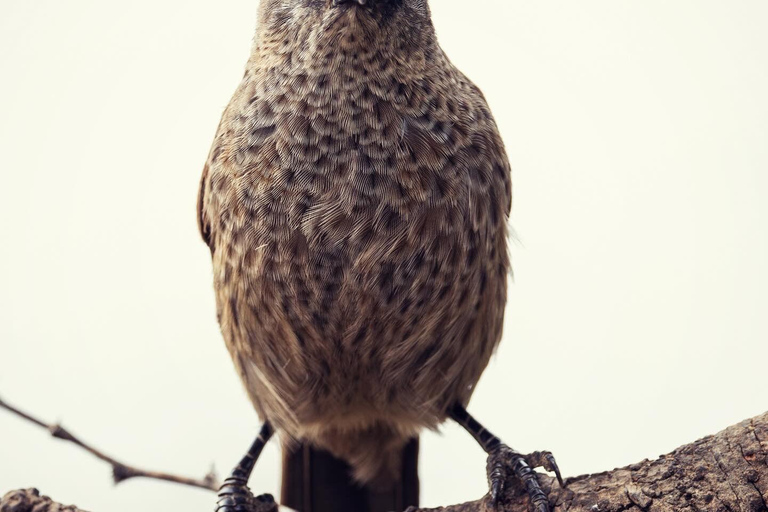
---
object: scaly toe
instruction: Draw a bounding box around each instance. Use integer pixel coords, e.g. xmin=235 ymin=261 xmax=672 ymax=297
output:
xmin=485 ymin=445 xmax=552 ymax=512
xmin=490 ymin=477 xmax=504 ymax=507
xmin=215 ymin=477 xmax=254 ymax=512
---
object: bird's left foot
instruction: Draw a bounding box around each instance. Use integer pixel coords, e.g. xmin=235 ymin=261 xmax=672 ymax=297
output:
xmin=486 ymin=445 xmax=563 ymax=512
xmin=216 ymin=477 xmax=277 ymax=512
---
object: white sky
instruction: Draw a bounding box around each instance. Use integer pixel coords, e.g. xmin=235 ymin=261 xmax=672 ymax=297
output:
xmin=1 ymin=1 xmax=767 ymax=511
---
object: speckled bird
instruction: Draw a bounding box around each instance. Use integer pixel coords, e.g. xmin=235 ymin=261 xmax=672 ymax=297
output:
xmin=198 ymin=1 xmax=561 ymax=511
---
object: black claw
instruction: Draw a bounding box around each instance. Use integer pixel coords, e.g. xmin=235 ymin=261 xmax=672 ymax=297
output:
xmin=525 ymin=450 xmax=565 ymax=489
xmin=490 ymin=477 xmax=503 ymax=507
xmin=254 ymin=494 xmax=275 ymax=504
xmin=546 ymin=453 xmax=564 ymax=487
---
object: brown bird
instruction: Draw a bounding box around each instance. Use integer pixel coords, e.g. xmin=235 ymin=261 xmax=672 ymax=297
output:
xmin=198 ymin=1 xmax=562 ymax=511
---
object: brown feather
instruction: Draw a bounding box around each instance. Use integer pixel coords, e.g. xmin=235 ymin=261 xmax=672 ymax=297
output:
xmin=199 ymin=0 xmax=512 ymax=487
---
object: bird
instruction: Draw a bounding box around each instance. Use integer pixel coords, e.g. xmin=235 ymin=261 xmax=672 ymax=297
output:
xmin=197 ymin=1 xmax=562 ymax=511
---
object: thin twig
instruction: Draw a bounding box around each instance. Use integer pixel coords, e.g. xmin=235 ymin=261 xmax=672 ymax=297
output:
xmin=0 ymin=394 xmax=220 ymax=492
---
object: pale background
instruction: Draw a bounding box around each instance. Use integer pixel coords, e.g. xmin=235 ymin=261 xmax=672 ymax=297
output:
xmin=1 ymin=1 xmax=767 ymax=510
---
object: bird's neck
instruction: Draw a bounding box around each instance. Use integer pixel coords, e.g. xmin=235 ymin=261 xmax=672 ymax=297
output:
xmin=248 ymin=10 xmax=440 ymax=87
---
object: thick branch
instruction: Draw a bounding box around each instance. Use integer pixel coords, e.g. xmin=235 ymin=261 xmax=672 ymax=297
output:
xmin=0 ymin=395 xmax=220 ymax=492
xmin=415 ymin=411 xmax=768 ymax=512
xmin=3 ymin=411 xmax=767 ymax=512
xmin=0 ymin=489 xmax=86 ymax=512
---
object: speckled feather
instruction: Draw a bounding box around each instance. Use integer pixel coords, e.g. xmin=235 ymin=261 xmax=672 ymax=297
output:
xmin=198 ymin=0 xmax=512 ymax=486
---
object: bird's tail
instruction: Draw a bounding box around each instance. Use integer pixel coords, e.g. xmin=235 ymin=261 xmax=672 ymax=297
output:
xmin=281 ymin=437 xmax=419 ymax=512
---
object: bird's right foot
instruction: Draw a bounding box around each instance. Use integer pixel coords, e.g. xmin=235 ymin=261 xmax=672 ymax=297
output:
xmin=215 ymin=423 xmax=275 ymax=512
xmin=216 ymin=477 xmax=276 ymax=512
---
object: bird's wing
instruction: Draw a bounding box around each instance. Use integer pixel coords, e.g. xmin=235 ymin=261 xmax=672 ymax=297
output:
xmin=197 ymin=162 xmax=213 ymax=250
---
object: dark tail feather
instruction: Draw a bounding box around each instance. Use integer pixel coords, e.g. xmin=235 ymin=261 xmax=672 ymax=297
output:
xmin=281 ymin=438 xmax=419 ymax=512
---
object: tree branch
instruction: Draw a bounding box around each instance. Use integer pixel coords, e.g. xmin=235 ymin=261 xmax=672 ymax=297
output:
xmin=3 ymin=403 xmax=767 ymax=512
xmin=0 ymin=395 xmax=220 ymax=492
xmin=413 ymin=411 xmax=768 ymax=512
xmin=1 ymin=489 xmax=87 ymax=512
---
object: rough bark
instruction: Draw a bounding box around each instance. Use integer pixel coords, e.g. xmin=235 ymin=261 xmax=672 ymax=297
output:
xmin=0 ymin=489 xmax=83 ymax=512
xmin=3 ymin=412 xmax=767 ymax=512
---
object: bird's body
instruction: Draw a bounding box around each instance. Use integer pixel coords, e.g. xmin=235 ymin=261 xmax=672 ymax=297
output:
xmin=199 ymin=0 xmax=512 ymax=487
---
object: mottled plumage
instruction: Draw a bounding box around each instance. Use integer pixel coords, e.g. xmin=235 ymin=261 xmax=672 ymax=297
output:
xmin=198 ymin=0 xmax=511 ymax=487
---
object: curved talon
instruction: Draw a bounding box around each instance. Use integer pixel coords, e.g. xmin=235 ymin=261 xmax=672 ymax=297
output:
xmin=525 ymin=450 xmax=565 ymax=488
xmin=545 ymin=453 xmax=564 ymax=487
